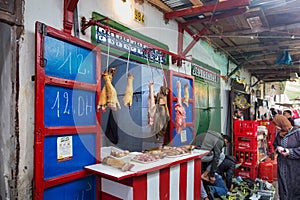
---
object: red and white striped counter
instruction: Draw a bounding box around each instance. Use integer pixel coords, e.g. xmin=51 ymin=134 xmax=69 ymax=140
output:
xmin=85 ymin=149 xmax=209 ymax=200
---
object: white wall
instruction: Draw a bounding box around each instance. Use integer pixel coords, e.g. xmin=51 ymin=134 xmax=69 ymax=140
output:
xmin=19 ymin=0 xmax=239 ymax=198
xmin=20 ymin=0 xmax=64 ymax=198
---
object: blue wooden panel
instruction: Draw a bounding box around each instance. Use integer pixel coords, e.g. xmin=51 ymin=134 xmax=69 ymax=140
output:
xmin=171 ymin=76 xmax=193 ymax=99
xmin=44 ymin=36 xmax=96 ymax=84
xmin=44 ymin=176 xmax=96 ymax=200
xmin=171 ymin=126 xmax=194 ymax=146
xmin=44 ymin=85 xmax=96 ymax=127
xmin=44 ymin=134 xmax=96 ymax=180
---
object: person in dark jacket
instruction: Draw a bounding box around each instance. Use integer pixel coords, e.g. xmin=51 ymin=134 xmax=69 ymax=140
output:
xmin=190 ymin=131 xmax=230 ymax=183
xmin=216 ymin=155 xmax=236 ymax=191
xmin=272 ymin=115 xmax=300 ymax=199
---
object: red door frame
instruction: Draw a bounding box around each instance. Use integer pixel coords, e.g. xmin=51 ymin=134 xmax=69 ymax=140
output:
xmin=34 ymin=21 xmax=101 ymax=200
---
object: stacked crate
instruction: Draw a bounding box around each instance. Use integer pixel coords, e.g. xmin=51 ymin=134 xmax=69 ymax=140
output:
xmin=234 ymin=120 xmax=259 ymax=180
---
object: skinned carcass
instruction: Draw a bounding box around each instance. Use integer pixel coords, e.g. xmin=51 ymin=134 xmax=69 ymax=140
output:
xmin=147 ymin=82 xmax=156 ymax=126
xmin=98 ymin=83 xmax=107 ymax=111
xmin=183 ymin=83 xmax=189 ymax=107
xmin=122 ymin=73 xmax=134 ymax=108
xmin=97 ymin=67 xmax=121 ymax=111
xmin=151 ymin=86 xmax=170 ymax=140
xmin=174 ymin=81 xmax=186 ymax=134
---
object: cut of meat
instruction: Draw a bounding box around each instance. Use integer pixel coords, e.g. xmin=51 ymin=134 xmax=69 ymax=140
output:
xmin=175 ymin=81 xmax=186 ymax=134
xmin=148 ymin=82 xmax=156 ymax=126
xmin=183 ymin=83 xmax=189 ymax=107
xmin=97 ymin=67 xmax=121 ymax=111
xmin=122 ymin=73 xmax=134 ymax=108
xmin=151 ymin=86 xmax=170 ymax=140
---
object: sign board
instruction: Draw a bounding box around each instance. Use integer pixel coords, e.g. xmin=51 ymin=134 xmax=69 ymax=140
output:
xmin=91 ymin=12 xmax=169 ymax=66
xmin=192 ymin=64 xmax=219 ymax=83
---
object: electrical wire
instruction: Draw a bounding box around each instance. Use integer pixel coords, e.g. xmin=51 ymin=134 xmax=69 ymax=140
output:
xmin=159 ymin=62 xmax=168 ymax=87
xmin=126 ymin=38 xmax=131 ymax=76
xmin=208 ymin=0 xmax=219 ymax=24
xmin=106 ymin=29 xmax=110 ymax=71
xmin=147 ymin=55 xmax=154 ymax=83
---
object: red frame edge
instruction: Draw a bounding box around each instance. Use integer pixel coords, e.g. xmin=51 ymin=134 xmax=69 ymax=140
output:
xmin=34 ymin=21 xmax=101 ymax=200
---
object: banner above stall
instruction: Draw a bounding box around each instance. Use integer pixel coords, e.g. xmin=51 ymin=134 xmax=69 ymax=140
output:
xmin=191 ymin=63 xmax=220 ymax=84
xmin=91 ymin=12 xmax=169 ymax=66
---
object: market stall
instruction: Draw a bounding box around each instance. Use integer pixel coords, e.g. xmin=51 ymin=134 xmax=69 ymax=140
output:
xmin=85 ymin=147 xmax=209 ymax=200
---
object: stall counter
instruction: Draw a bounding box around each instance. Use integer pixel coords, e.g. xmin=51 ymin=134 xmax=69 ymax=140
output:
xmin=85 ymin=149 xmax=209 ymax=200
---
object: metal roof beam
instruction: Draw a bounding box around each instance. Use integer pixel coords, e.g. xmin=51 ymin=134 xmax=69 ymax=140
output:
xmin=146 ymin=0 xmax=173 ymax=12
xmin=164 ymin=0 xmax=250 ymax=19
xmin=243 ymin=64 xmax=300 ymax=70
xmin=183 ymin=7 xmax=247 ymax=26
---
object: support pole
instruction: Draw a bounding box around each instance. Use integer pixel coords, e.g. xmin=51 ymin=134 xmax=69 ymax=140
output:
xmin=63 ymin=0 xmax=79 ymax=34
xmin=178 ymin=24 xmax=184 ymax=56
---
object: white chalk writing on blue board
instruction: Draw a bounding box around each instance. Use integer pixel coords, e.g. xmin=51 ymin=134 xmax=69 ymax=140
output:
xmin=44 ymin=36 xmax=96 ymax=84
xmin=51 ymin=91 xmax=93 ymax=118
xmin=77 ymin=95 xmax=93 ymax=116
xmin=56 ymin=52 xmax=87 ymax=75
xmin=76 ymin=182 xmax=92 ymax=200
xmin=63 ymin=92 xmax=70 ymax=115
xmin=77 ymin=54 xmax=88 ymax=75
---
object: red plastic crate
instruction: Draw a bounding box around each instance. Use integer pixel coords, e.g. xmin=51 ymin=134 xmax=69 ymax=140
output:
xmin=234 ymin=149 xmax=259 ymax=166
xmin=234 ymin=136 xmax=258 ymax=150
xmin=235 ymin=165 xmax=258 ymax=180
xmin=234 ymin=120 xmax=258 ymax=137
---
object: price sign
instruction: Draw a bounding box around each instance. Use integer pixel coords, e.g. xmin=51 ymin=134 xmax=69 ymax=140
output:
xmin=44 ymin=85 xmax=96 ymax=127
xmin=57 ymin=136 xmax=73 ymax=161
xmin=134 ymin=9 xmax=144 ymax=24
xmin=44 ymin=36 xmax=96 ymax=84
xmin=180 ymin=130 xmax=187 ymax=143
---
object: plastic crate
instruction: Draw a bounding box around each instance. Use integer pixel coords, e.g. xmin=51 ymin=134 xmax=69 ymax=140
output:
xmin=234 ymin=149 xmax=259 ymax=166
xmin=235 ymin=165 xmax=258 ymax=180
xmin=234 ymin=120 xmax=258 ymax=137
xmin=234 ymin=136 xmax=258 ymax=150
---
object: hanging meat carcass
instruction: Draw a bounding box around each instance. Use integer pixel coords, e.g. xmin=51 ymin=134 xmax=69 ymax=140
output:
xmin=174 ymin=81 xmax=186 ymax=134
xmin=147 ymin=82 xmax=156 ymax=126
xmin=106 ymin=68 xmax=121 ymax=110
xmin=183 ymin=83 xmax=189 ymax=107
xmin=97 ymin=67 xmax=121 ymax=111
xmin=98 ymin=82 xmax=107 ymax=111
xmin=151 ymin=86 xmax=170 ymax=140
xmin=122 ymin=73 xmax=134 ymax=108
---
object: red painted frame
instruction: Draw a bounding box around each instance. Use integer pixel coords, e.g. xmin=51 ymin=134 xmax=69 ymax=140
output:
xmin=34 ymin=21 xmax=101 ymax=200
xmin=167 ymin=71 xmax=195 ymax=146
